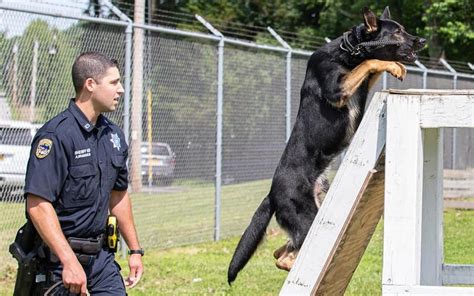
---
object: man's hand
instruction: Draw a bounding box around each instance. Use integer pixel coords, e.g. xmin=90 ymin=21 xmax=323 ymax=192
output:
xmin=62 ymin=257 xmax=88 ymax=295
xmin=109 ymin=190 xmax=143 ymax=288
xmin=125 ymin=254 xmax=144 ymax=288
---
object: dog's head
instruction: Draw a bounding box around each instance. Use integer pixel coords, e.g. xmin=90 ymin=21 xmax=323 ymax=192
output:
xmin=359 ymin=7 xmax=426 ymax=62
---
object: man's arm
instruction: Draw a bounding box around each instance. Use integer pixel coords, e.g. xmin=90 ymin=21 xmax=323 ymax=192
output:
xmin=27 ymin=194 xmax=88 ymax=296
xmin=109 ymin=189 xmax=143 ymax=288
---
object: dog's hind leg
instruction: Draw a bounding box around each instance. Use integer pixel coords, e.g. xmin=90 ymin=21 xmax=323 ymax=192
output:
xmin=273 ymin=240 xmax=291 ymax=259
xmin=274 ymin=208 xmax=316 ymax=271
xmin=314 ymin=173 xmax=330 ymax=209
xmin=276 ymin=249 xmax=298 ymax=271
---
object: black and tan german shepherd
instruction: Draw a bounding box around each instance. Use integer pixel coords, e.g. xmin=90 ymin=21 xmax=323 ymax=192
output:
xmin=228 ymin=6 xmax=426 ymax=284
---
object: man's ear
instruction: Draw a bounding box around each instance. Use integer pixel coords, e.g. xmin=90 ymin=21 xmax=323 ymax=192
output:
xmin=84 ymin=78 xmax=96 ymax=92
xmin=381 ymin=6 xmax=391 ymax=20
xmin=362 ymin=7 xmax=378 ymax=33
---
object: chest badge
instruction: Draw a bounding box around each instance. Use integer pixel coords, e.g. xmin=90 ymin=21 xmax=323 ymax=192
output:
xmin=36 ymin=139 xmax=53 ymax=159
xmin=110 ymin=133 xmax=121 ymax=151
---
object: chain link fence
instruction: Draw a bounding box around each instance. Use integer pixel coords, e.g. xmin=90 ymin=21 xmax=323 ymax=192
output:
xmin=0 ymin=3 xmax=473 ymax=270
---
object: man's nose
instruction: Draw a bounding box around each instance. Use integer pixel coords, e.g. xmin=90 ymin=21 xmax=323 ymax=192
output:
xmin=118 ymin=83 xmax=124 ymax=94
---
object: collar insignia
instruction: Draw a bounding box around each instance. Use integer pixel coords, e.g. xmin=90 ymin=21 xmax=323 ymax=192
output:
xmin=110 ymin=133 xmax=121 ymax=151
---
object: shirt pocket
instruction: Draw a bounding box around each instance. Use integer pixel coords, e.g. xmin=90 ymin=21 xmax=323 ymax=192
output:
xmin=111 ymin=153 xmax=125 ymax=169
xmin=63 ymin=163 xmax=98 ymax=208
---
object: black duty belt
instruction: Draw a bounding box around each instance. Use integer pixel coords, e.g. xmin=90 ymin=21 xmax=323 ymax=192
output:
xmin=39 ymin=234 xmax=105 ymax=266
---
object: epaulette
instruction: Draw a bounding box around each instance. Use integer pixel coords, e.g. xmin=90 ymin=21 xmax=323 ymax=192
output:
xmin=46 ymin=112 xmax=68 ymax=133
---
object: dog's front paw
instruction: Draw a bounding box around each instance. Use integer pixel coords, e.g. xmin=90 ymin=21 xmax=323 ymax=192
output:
xmin=396 ymin=62 xmax=407 ymax=79
xmin=386 ymin=62 xmax=406 ymax=81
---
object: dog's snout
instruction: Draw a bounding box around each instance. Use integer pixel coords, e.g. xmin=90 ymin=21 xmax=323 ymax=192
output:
xmin=415 ymin=37 xmax=426 ymax=50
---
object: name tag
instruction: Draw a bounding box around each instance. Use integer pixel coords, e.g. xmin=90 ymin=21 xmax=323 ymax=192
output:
xmin=75 ymin=148 xmax=91 ymax=159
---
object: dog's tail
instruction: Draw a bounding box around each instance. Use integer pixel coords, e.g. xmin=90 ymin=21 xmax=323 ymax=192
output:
xmin=228 ymin=195 xmax=274 ymax=284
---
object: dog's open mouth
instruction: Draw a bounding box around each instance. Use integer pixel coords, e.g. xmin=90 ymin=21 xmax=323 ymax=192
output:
xmin=403 ymin=49 xmax=418 ymax=62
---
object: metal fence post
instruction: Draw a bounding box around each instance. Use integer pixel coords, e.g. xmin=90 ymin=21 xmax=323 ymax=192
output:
xmin=382 ymin=72 xmax=387 ymax=89
xmin=468 ymin=62 xmax=474 ymax=71
xmin=267 ymin=27 xmax=292 ymax=142
xmin=440 ymin=58 xmax=458 ymax=90
xmin=415 ymin=60 xmax=428 ymax=89
xmin=196 ymin=15 xmax=224 ymax=241
xmin=123 ymin=23 xmax=132 ymax=148
xmin=103 ymin=0 xmax=133 ymax=258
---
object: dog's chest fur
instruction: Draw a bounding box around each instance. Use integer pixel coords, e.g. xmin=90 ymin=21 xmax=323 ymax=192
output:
xmin=343 ymin=92 xmax=364 ymax=144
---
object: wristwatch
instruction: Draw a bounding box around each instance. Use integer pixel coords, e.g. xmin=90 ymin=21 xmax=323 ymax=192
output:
xmin=128 ymin=249 xmax=145 ymax=256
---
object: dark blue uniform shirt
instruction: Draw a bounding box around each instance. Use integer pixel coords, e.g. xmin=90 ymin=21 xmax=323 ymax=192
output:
xmin=24 ymin=99 xmax=128 ymax=238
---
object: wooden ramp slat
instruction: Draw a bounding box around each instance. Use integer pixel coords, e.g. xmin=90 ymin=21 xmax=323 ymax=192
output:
xmin=315 ymin=167 xmax=385 ymax=295
xmin=280 ymin=92 xmax=389 ymax=296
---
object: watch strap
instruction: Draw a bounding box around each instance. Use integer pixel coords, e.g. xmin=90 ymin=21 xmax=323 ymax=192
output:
xmin=128 ymin=249 xmax=144 ymax=256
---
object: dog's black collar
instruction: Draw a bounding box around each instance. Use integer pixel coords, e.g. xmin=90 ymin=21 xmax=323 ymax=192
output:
xmin=340 ymin=26 xmax=401 ymax=58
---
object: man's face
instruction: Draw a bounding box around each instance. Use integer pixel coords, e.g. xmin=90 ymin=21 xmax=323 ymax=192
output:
xmin=92 ymin=66 xmax=124 ymax=113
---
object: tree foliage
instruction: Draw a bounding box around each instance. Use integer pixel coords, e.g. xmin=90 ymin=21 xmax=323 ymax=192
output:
xmin=127 ymin=0 xmax=473 ymax=62
xmin=420 ymin=0 xmax=474 ymax=60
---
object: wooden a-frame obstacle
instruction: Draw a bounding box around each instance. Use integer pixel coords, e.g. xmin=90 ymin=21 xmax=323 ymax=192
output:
xmin=280 ymin=89 xmax=474 ymax=296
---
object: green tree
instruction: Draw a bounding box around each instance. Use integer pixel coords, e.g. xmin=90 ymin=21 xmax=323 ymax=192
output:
xmin=421 ymin=0 xmax=474 ymax=60
xmin=4 ymin=18 xmax=131 ymax=123
xmin=3 ymin=20 xmax=80 ymax=122
xmin=122 ymin=0 xmax=473 ymax=62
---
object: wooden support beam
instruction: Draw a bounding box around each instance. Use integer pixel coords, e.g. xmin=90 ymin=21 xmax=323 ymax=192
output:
xmin=442 ymin=264 xmax=474 ymax=285
xmin=383 ymin=285 xmax=474 ymax=295
xmin=311 ymin=167 xmax=385 ymax=295
xmin=280 ymin=89 xmax=473 ymax=296
xmin=280 ymin=92 xmax=388 ymax=295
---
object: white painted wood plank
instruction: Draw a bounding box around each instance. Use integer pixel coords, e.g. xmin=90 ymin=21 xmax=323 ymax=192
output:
xmin=444 ymin=169 xmax=474 ymax=179
xmin=383 ymin=284 xmax=474 ymax=295
xmin=443 ymin=264 xmax=474 ymax=285
xmin=383 ymin=94 xmax=424 ymax=286
xmin=389 ymin=89 xmax=474 ymax=95
xmin=420 ymin=95 xmax=474 ymax=128
xmin=444 ymin=180 xmax=474 ymax=190
xmin=420 ymin=128 xmax=444 ymax=285
xmin=280 ymin=92 xmax=388 ymax=296
xmin=444 ymin=200 xmax=474 ymax=209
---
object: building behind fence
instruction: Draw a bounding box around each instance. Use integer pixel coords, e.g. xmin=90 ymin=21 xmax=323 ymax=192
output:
xmin=0 ymin=2 xmax=473 ymax=268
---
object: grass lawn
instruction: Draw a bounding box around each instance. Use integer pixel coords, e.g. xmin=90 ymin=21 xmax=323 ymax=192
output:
xmin=0 ymin=174 xmax=472 ymax=296
xmin=113 ymin=209 xmax=474 ymax=296
xmin=125 ymin=209 xmax=474 ymax=295
xmin=2 ymin=209 xmax=471 ymax=295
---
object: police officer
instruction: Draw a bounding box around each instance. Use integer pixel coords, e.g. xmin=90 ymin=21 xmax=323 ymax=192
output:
xmin=24 ymin=52 xmax=143 ymax=295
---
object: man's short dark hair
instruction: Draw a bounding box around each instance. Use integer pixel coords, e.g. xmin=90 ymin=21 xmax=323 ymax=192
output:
xmin=72 ymin=52 xmax=118 ymax=93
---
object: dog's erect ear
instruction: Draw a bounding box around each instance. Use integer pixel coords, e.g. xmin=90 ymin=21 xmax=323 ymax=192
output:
xmin=381 ymin=6 xmax=391 ymax=20
xmin=362 ymin=7 xmax=378 ymax=33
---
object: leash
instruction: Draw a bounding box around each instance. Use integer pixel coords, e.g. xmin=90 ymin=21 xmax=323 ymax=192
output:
xmin=44 ymin=281 xmax=91 ymax=296
xmin=339 ymin=27 xmax=401 ymax=58
xmin=43 ymin=281 xmax=67 ymax=296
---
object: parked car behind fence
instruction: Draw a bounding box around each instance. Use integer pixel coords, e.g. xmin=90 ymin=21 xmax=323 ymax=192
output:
xmin=0 ymin=120 xmax=41 ymax=201
xmin=141 ymin=142 xmax=176 ymax=186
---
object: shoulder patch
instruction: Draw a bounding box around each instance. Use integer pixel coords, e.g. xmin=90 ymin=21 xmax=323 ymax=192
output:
xmin=36 ymin=139 xmax=53 ymax=159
